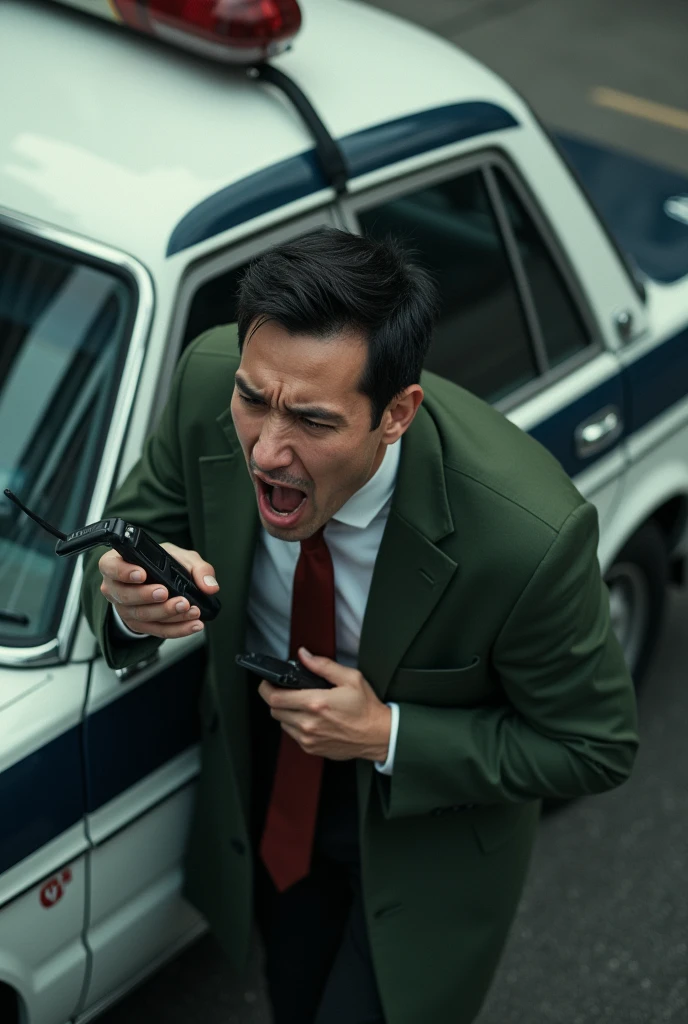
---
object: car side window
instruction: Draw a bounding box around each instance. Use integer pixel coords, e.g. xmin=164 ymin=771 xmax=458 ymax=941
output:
xmin=0 ymin=232 xmax=134 ymax=646
xmin=493 ymin=167 xmax=591 ymax=368
xmin=181 ymin=263 xmax=247 ymax=352
xmin=180 ymin=225 xmax=339 ymax=356
xmin=356 ymin=169 xmax=539 ymax=403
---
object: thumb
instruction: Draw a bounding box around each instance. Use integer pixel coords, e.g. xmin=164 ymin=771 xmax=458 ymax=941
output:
xmin=298 ymin=647 xmax=349 ymax=686
xmin=161 ymin=543 xmax=220 ymax=592
xmin=191 ymin=559 xmax=220 ymax=593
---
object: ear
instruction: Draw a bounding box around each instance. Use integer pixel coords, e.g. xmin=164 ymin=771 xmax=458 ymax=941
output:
xmin=380 ymin=385 xmax=424 ymax=444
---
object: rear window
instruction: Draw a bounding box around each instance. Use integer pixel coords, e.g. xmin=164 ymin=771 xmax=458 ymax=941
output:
xmin=0 ymin=231 xmax=135 ymax=649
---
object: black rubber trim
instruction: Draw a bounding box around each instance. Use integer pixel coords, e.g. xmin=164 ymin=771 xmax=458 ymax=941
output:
xmin=249 ymin=62 xmax=349 ymax=195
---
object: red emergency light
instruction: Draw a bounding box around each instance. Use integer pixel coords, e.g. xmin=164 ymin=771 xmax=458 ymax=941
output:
xmin=111 ymin=0 xmax=302 ymax=63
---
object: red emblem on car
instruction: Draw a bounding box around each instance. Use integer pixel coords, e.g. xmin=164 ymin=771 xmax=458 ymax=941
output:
xmin=40 ymin=878 xmax=63 ymax=908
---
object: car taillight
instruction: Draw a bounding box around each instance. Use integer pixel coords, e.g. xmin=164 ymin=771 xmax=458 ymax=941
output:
xmin=112 ymin=0 xmax=302 ymax=62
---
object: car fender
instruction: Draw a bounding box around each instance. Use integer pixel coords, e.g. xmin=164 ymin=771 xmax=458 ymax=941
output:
xmin=598 ymin=459 xmax=688 ymax=573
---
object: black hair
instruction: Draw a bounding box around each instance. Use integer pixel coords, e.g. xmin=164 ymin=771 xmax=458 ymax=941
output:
xmin=236 ymin=228 xmax=439 ymax=429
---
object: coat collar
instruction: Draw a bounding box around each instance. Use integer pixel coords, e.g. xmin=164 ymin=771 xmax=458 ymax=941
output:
xmin=389 ymin=402 xmax=454 ymax=543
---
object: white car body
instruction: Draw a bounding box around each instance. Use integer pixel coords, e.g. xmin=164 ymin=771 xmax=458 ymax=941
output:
xmin=1 ymin=1 xmax=687 ymax=1021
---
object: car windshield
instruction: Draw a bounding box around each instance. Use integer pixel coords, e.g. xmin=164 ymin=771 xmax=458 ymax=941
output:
xmin=0 ymin=230 xmax=135 ymax=650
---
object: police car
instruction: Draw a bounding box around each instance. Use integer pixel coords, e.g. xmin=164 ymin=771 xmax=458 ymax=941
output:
xmin=1 ymin=0 xmax=688 ymax=1021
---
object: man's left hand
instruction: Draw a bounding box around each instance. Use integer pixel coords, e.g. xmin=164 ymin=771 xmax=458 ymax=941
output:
xmin=258 ymin=647 xmax=391 ymax=762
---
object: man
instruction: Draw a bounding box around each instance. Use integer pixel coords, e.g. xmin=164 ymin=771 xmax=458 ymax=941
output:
xmin=81 ymin=229 xmax=638 ymax=1024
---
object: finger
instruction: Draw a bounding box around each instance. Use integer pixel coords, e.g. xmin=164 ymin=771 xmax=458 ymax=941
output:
xmin=297 ymin=648 xmax=354 ymax=687
xmin=258 ymin=680 xmax=301 ymax=707
xmin=269 ymin=707 xmax=311 ymax=728
xmin=104 ymin=580 xmax=169 ymax=607
xmin=257 ymin=680 xmax=273 ymax=704
xmin=192 ymin=561 xmax=220 ymax=594
xmin=124 ymin=597 xmax=203 ymax=624
xmin=278 ymin=720 xmax=301 ymax=745
xmin=123 ymin=619 xmax=205 ymax=640
xmin=279 ymin=720 xmax=315 ymax=750
xmin=276 ymin=716 xmax=323 ymax=757
xmin=161 ymin=544 xmax=220 ymax=594
xmin=99 ymin=548 xmax=147 ymax=584
xmin=279 ymin=721 xmax=301 ymax=744
xmin=258 ymin=680 xmax=322 ymax=711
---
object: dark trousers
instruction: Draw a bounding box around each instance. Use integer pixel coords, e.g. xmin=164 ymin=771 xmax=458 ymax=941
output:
xmin=253 ymin=759 xmax=386 ymax=1024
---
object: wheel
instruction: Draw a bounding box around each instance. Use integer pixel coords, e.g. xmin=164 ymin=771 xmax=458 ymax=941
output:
xmin=0 ymin=985 xmax=18 ymax=1024
xmin=605 ymin=520 xmax=668 ymax=684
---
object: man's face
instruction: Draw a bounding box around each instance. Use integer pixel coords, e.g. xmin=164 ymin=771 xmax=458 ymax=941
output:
xmin=231 ymin=320 xmax=388 ymax=541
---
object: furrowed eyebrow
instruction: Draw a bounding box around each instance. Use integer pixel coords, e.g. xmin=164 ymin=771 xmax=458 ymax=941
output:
xmin=234 ymin=374 xmax=347 ymax=426
xmin=234 ymin=375 xmax=264 ymax=402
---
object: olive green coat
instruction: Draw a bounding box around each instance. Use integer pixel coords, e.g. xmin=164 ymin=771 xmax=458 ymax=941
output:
xmin=81 ymin=325 xmax=638 ymax=1024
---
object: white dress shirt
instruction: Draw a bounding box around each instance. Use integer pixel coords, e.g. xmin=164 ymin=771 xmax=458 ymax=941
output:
xmin=113 ymin=440 xmax=402 ymax=773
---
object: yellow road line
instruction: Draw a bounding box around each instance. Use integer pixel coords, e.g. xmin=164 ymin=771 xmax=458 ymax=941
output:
xmin=591 ymin=87 xmax=688 ymax=133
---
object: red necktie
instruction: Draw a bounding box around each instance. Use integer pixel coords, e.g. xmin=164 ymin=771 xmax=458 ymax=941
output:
xmin=259 ymin=526 xmax=336 ymax=892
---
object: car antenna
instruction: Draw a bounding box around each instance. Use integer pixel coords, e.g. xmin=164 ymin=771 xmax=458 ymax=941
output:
xmin=3 ymin=489 xmax=68 ymax=541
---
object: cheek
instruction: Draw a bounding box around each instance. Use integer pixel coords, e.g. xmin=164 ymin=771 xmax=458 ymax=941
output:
xmin=311 ymin=438 xmax=370 ymax=490
xmin=296 ymin=437 xmax=341 ymax=481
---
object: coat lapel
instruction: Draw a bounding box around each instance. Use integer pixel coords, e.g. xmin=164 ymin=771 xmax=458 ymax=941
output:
xmin=199 ymin=406 xmax=259 ymax=803
xmin=358 ymin=405 xmax=458 ymax=703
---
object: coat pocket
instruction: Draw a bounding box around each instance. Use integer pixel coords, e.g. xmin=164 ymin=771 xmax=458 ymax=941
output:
xmin=387 ymin=656 xmax=487 ymax=707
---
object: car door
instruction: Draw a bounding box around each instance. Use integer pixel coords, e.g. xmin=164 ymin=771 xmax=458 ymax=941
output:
xmin=0 ymin=664 xmax=89 ymax=1024
xmin=342 ymin=151 xmax=631 ymax=532
xmin=0 ymin=217 xmax=141 ymax=1024
xmin=79 ymin=207 xmax=340 ymax=1014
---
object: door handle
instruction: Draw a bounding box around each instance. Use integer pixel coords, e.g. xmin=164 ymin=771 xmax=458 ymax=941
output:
xmin=574 ymin=405 xmax=623 ymax=459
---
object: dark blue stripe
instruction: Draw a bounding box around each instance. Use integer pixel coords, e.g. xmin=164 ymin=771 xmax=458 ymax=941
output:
xmin=623 ymin=326 xmax=688 ymax=435
xmin=340 ymin=102 xmax=518 ymax=180
xmin=0 ymin=727 xmax=83 ymax=875
xmin=167 ymin=151 xmax=327 ymax=259
xmin=0 ymin=649 xmax=205 ymax=879
xmin=167 ymin=102 xmax=518 ymax=256
xmin=83 ymin=646 xmax=205 ymax=813
xmin=528 ymin=372 xmax=626 ymax=477
xmin=529 ymin=327 xmax=688 ymax=474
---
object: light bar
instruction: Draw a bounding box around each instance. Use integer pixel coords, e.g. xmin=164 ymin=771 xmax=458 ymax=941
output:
xmin=56 ymin=0 xmax=303 ymax=64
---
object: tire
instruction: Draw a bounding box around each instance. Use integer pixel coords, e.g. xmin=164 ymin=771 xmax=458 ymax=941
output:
xmin=605 ymin=520 xmax=668 ymax=685
xmin=0 ymin=985 xmax=17 ymax=1024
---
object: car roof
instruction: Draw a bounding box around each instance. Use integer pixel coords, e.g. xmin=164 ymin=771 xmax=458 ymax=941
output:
xmin=0 ymin=0 xmax=525 ymax=269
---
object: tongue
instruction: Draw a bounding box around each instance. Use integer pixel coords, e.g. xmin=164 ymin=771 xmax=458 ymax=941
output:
xmin=271 ymin=485 xmax=304 ymax=513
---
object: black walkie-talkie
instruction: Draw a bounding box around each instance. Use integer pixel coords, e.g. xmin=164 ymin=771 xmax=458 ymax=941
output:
xmin=4 ymin=489 xmax=221 ymax=622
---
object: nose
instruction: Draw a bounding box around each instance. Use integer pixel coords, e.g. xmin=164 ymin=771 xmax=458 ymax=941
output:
xmin=252 ymin=413 xmax=293 ymax=473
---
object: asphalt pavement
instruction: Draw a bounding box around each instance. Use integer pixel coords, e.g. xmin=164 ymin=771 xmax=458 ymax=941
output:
xmin=99 ymin=2 xmax=688 ymax=1021
xmin=369 ymin=0 xmax=688 ymax=174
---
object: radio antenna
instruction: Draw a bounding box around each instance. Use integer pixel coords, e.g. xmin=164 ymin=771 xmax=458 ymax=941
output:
xmin=3 ymin=489 xmax=68 ymax=541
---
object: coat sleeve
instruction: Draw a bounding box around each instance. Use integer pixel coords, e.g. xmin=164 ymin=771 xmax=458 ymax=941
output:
xmin=80 ymin=337 xmax=201 ymax=672
xmin=380 ymin=501 xmax=640 ymax=817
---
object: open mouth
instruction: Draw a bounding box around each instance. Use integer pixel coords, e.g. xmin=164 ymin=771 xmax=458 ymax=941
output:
xmin=255 ymin=476 xmax=309 ymax=527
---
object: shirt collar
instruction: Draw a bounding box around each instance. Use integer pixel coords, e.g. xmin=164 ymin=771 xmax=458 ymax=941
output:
xmin=331 ymin=438 xmax=401 ymax=530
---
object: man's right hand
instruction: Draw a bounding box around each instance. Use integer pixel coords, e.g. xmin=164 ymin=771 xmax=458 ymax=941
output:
xmin=98 ymin=541 xmax=220 ymax=640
